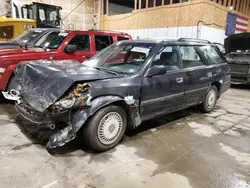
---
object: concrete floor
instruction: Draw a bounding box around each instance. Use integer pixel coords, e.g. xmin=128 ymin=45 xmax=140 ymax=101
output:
xmin=0 ymin=86 xmax=250 ymax=188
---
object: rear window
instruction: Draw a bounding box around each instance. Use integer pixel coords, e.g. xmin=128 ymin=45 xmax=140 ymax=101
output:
xmin=199 ymin=46 xmax=224 ymax=64
xmin=117 ymin=36 xmax=130 ymax=41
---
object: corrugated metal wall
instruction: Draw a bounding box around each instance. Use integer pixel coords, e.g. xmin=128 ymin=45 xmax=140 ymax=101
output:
xmin=118 ymin=26 xmax=226 ymax=44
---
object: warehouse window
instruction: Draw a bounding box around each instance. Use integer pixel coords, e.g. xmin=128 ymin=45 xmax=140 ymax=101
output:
xmin=156 ymin=0 xmax=162 ymax=6
xmin=95 ymin=35 xmax=114 ymax=51
xmin=148 ymin=0 xmax=154 ymax=7
xmin=68 ymin=35 xmax=90 ymax=52
xmin=141 ymin=0 xmax=146 ymax=8
xmin=164 ymin=0 xmax=170 ymax=5
xmin=173 ymin=0 xmax=180 ymax=4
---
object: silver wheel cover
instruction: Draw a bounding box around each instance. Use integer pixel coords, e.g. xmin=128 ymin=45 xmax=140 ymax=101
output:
xmin=97 ymin=112 xmax=123 ymax=145
xmin=207 ymin=89 xmax=216 ymax=109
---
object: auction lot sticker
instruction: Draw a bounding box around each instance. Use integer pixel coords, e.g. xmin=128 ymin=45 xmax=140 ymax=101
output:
xmin=131 ymin=46 xmax=150 ymax=54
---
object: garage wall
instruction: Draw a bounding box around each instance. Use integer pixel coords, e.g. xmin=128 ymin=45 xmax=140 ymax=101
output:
xmin=11 ymin=0 xmax=95 ymax=30
xmin=118 ymin=26 xmax=226 ymax=44
xmin=109 ymin=3 xmax=133 ymax=15
xmin=0 ymin=0 xmax=12 ymax=17
xmin=100 ymin=0 xmax=249 ymax=31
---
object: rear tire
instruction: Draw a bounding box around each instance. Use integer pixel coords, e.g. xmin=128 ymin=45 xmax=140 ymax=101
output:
xmin=200 ymin=85 xmax=218 ymax=113
xmin=199 ymin=85 xmax=218 ymax=113
xmin=81 ymin=105 xmax=127 ymax=152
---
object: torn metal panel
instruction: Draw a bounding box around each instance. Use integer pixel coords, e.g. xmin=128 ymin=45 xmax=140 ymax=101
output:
xmin=46 ymin=125 xmax=75 ymax=148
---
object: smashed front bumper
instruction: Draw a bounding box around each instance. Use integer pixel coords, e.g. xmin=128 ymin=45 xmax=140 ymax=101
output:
xmin=3 ymin=83 xmax=93 ymax=149
xmin=14 ymin=101 xmax=76 ymax=148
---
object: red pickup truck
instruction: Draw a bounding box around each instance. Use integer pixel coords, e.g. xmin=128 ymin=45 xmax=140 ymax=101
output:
xmin=0 ymin=29 xmax=132 ymax=91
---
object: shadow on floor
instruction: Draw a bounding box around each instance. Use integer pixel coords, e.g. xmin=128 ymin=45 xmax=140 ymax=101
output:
xmin=230 ymin=84 xmax=250 ymax=90
xmin=4 ymin=99 xmax=197 ymax=155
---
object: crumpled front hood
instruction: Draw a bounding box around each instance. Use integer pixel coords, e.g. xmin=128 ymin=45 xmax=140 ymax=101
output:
xmin=225 ymin=33 xmax=250 ymax=52
xmin=0 ymin=47 xmax=46 ymax=57
xmin=14 ymin=60 xmax=120 ymax=112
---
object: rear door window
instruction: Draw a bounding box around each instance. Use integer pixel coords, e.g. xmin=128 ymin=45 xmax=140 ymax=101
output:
xmin=117 ymin=36 xmax=130 ymax=41
xmin=199 ymin=45 xmax=225 ymax=64
xmin=95 ymin=35 xmax=113 ymax=51
xmin=68 ymin=34 xmax=90 ymax=51
xmin=179 ymin=46 xmax=205 ymax=69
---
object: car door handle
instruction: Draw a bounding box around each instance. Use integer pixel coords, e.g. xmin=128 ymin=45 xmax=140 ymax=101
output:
xmin=176 ymin=77 xmax=183 ymax=83
xmin=207 ymin=72 xmax=212 ymax=77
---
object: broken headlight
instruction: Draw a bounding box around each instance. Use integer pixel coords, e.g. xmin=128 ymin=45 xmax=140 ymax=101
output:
xmin=52 ymin=83 xmax=92 ymax=113
xmin=54 ymin=97 xmax=76 ymax=109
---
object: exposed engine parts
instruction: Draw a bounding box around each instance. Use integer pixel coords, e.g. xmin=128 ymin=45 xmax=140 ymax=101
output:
xmin=52 ymin=83 xmax=92 ymax=113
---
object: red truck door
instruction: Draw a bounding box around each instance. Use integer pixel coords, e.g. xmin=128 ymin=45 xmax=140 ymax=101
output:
xmin=54 ymin=34 xmax=95 ymax=63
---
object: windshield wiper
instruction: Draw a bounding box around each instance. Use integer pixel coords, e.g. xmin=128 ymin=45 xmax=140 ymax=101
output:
xmin=93 ymin=67 xmax=120 ymax=75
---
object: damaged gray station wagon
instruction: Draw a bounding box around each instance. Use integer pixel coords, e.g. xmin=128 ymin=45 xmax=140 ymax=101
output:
xmin=4 ymin=38 xmax=231 ymax=152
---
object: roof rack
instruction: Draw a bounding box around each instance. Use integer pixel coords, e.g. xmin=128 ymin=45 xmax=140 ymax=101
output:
xmin=178 ymin=38 xmax=211 ymax=43
xmin=88 ymin=29 xmax=128 ymax=35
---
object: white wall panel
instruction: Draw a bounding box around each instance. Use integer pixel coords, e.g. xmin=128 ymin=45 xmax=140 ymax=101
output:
xmin=118 ymin=26 xmax=226 ymax=44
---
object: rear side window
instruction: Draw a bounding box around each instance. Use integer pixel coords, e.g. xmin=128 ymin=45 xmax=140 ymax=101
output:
xmin=68 ymin=34 xmax=90 ymax=51
xmin=95 ymin=35 xmax=113 ymax=51
xmin=199 ymin=46 xmax=224 ymax=64
xmin=179 ymin=46 xmax=205 ymax=68
xmin=117 ymin=36 xmax=130 ymax=41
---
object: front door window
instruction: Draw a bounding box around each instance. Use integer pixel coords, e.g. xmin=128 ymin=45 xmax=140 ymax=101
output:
xmin=152 ymin=45 xmax=181 ymax=71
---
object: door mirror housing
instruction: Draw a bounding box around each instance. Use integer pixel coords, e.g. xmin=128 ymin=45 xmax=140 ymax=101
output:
xmin=65 ymin=45 xmax=77 ymax=53
xmin=147 ymin=65 xmax=166 ymax=77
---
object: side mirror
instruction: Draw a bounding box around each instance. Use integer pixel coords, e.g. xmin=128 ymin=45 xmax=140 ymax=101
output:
xmin=65 ymin=45 xmax=77 ymax=53
xmin=147 ymin=65 xmax=166 ymax=77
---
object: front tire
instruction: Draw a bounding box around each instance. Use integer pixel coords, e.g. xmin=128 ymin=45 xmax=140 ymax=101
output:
xmin=81 ymin=105 xmax=127 ymax=152
xmin=200 ymin=85 xmax=218 ymax=113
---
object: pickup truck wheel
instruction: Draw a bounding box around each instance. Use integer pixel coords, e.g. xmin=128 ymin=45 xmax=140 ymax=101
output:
xmin=81 ymin=105 xmax=127 ymax=152
xmin=200 ymin=85 xmax=218 ymax=113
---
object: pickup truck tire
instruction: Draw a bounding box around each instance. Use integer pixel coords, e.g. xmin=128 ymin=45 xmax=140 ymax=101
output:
xmin=81 ymin=105 xmax=127 ymax=152
xmin=200 ymin=85 xmax=218 ymax=113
